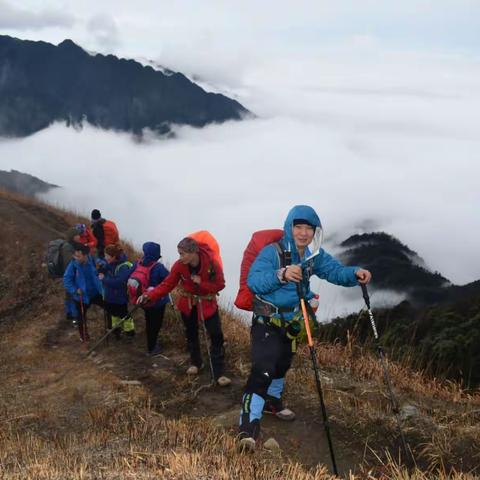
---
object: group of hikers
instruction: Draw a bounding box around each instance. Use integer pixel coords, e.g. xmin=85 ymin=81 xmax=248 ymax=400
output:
xmin=53 ymin=204 xmax=371 ymax=452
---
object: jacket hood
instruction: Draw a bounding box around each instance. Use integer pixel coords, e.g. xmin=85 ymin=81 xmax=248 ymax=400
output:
xmin=142 ymin=242 xmax=161 ymax=264
xmin=283 ymin=205 xmax=323 ymax=260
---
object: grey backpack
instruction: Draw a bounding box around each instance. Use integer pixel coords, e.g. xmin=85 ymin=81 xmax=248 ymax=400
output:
xmin=46 ymin=239 xmax=69 ymax=278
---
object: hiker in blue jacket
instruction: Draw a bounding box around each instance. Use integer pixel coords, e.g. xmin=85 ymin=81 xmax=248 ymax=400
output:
xmin=130 ymin=242 xmax=170 ymax=356
xmin=63 ymin=244 xmax=104 ymax=342
xmin=98 ymin=244 xmax=135 ymax=339
xmin=238 ymin=205 xmax=371 ymax=451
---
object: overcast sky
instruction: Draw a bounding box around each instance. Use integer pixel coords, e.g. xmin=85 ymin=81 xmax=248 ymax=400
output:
xmin=1 ymin=1 xmax=479 ymax=318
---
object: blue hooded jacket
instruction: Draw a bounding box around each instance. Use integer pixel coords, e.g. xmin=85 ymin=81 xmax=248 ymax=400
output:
xmin=63 ymin=255 xmax=103 ymax=304
xmin=247 ymin=205 xmax=359 ymax=320
xmin=101 ymin=253 xmax=133 ymax=305
xmin=135 ymin=242 xmax=170 ymax=308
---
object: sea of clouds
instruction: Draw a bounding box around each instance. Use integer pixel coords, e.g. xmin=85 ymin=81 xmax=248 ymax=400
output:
xmin=1 ymin=46 xmax=479 ymax=319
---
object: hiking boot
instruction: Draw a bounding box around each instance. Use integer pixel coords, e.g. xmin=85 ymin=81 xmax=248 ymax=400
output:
xmin=216 ymin=376 xmax=231 ymax=387
xmin=186 ymin=364 xmax=203 ymax=375
xmin=238 ymin=436 xmax=256 ymax=453
xmin=263 ymin=397 xmax=296 ymax=421
xmin=149 ymin=344 xmax=162 ymax=357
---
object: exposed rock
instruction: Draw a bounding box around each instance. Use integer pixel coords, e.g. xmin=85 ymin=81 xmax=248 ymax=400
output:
xmin=263 ymin=437 xmax=280 ymax=451
xmin=120 ymin=380 xmax=142 ymax=386
xmin=400 ymin=404 xmax=420 ymax=420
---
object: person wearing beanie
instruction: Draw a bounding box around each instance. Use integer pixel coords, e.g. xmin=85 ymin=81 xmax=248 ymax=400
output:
xmin=237 ymin=205 xmax=372 ymax=452
xmin=128 ymin=242 xmax=170 ymax=356
xmin=90 ymin=209 xmax=120 ymax=258
xmin=98 ymin=244 xmax=135 ymax=339
xmin=137 ymin=237 xmax=231 ymax=387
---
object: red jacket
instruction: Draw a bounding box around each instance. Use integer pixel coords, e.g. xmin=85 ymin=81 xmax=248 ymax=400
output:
xmin=79 ymin=227 xmax=97 ymax=254
xmin=147 ymin=245 xmax=225 ymax=319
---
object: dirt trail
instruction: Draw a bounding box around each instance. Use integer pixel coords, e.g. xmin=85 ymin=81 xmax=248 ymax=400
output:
xmin=0 ymin=193 xmax=388 ymax=477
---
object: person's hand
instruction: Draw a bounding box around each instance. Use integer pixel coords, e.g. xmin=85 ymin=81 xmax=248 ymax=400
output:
xmin=284 ymin=265 xmax=303 ymax=283
xmin=137 ymin=294 xmax=150 ymax=305
xmin=76 ymin=288 xmax=82 ymax=295
xmin=355 ymin=269 xmax=372 ymax=284
xmin=98 ymin=273 xmax=105 ymax=280
xmin=191 ymin=275 xmax=201 ymax=285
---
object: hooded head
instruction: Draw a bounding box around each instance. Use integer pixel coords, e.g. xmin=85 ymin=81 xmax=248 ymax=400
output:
xmin=283 ymin=205 xmax=323 ymax=259
xmin=142 ymin=242 xmax=161 ymax=265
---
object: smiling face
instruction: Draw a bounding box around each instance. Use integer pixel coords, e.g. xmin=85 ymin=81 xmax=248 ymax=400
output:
xmin=292 ymin=223 xmax=315 ymax=250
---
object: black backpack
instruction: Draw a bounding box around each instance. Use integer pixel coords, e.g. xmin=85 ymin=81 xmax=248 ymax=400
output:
xmin=46 ymin=239 xmax=69 ymax=278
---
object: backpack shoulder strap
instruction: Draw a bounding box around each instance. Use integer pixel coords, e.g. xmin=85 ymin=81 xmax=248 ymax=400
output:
xmin=115 ymin=261 xmax=133 ymax=276
xmin=273 ymin=241 xmax=291 ymax=268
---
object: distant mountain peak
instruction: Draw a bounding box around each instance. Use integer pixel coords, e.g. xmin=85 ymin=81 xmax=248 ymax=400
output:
xmin=0 ymin=35 xmax=251 ymax=137
xmin=339 ymin=231 xmax=450 ymax=304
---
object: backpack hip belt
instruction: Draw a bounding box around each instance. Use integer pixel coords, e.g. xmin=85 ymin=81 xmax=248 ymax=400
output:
xmin=252 ymin=295 xmax=295 ymax=317
xmin=253 ymin=314 xmax=299 ymax=353
xmin=177 ymin=288 xmax=217 ymax=309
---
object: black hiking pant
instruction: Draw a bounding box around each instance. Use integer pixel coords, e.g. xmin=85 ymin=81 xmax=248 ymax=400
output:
xmin=240 ymin=317 xmax=295 ymax=439
xmin=144 ymin=305 xmax=166 ymax=352
xmin=181 ymin=307 xmax=225 ymax=379
xmin=244 ymin=319 xmax=295 ymax=397
xmin=75 ymin=294 xmax=104 ymax=341
xmin=104 ymin=302 xmax=128 ymax=324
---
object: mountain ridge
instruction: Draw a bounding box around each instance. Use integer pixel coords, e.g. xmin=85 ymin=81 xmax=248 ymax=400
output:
xmin=0 ymin=35 xmax=250 ymax=137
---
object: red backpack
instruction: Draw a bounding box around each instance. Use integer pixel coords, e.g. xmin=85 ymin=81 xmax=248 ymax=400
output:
xmin=127 ymin=262 xmax=156 ymax=304
xmin=103 ymin=220 xmax=119 ymax=246
xmin=234 ymin=229 xmax=285 ymax=311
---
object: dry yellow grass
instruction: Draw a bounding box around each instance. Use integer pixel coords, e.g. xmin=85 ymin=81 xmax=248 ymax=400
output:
xmin=1 ymin=189 xmax=479 ymax=479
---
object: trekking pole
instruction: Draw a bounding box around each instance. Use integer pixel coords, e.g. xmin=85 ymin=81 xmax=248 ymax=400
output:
xmin=79 ymin=293 xmax=87 ymax=348
xmin=85 ymin=305 xmax=141 ymax=357
xmin=103 ymin=308 xmax=110 ymax=346
xmin=197 ymin=298 xmax=215 ymax=385
xmin=297 ymin=283 xmax=338 ymax=476
xmin=360 ymin=284 xmax=410 ymax=462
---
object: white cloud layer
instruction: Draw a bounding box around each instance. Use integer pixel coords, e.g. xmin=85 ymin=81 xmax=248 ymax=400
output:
xmin=1 ymin=47 xmax=479 ymax=319
xmin=1 ymin=2 xmax=479 ymax=318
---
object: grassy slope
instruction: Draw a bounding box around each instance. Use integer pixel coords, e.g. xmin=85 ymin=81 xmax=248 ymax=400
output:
xmin=0 ymin=189 xmax=479 ymax=479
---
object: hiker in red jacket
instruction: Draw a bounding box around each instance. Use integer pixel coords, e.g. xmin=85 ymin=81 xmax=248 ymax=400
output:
xmin=137 ymin=237 xmax=231 ymax=387
xmin=91 ymin=209 xmax=120 ymax=258
xmin=73 ymin=223 xmax=97 ymax=255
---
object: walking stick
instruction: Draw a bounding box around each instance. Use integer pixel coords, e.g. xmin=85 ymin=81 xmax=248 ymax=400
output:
xmin=297 ymin=283 xmax=338 ymax=476
xmin=360 ymin=284 xmax=411 ymax=462
xmin=85 ymin=305 xmax=141 ymax=357
xmin=197 ymin=298 xmax=216 ymax=385
xmin=103 ymin=308 xmax=110 ymax=346
xmin=79 ymin=293 xmax=88 ymax=348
